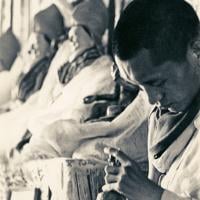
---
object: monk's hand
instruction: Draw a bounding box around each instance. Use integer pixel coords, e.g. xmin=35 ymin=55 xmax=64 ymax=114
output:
xmin=103 ymin=147 xmax=164 ymax=200
xmin=83 ymin=95 xmax=97 ymax=104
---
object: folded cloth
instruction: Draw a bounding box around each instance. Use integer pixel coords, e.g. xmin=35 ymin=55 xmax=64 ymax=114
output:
xmin=15 ymin=56 xmax=116 ymax=159
xmin=72 ymin=92 xmax=151 ymax=172
xmin=27 ymin=55 xmax=116 ymax=133
xmin=17 ymin=56 xmax=52 ymax=102
xmin=58 ymin=46 xmax=101 ymax=85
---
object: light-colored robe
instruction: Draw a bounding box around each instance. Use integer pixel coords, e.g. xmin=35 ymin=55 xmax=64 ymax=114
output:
xmin=0 ymin=55 xmax=115 ymax=156
xmin=158 ymin=112 xmax=200 ymax=199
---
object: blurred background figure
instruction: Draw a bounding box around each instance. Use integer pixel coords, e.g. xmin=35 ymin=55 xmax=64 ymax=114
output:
xmin=0 ymin=4 xmax=66 ymax=109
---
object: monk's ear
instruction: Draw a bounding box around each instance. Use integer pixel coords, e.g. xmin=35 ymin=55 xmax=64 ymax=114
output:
xmin=189 ymin=38 xmax=200 ymax=65
xmin=187 ymin=37 xmax=200 ymax=68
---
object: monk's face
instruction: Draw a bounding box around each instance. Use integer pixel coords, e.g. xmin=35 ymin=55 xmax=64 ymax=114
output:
xmin=115 ymin=48 xmax=200 ymax=113
xmin=68 ymin=26 xmax=94 ymax=51
xmin=28 ymin=33 xmax=50 ymax=59
xmin=22 ymin=32 xmax=50 ymax=65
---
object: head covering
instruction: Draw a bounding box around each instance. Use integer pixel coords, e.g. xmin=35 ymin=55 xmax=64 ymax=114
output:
xmin=0 ymin=29 xmax=21 ymax=70
xmin=34 ymin=4 xmax=65 ymax=40
xmin=65 ymin=0 xmax=108 ymax=43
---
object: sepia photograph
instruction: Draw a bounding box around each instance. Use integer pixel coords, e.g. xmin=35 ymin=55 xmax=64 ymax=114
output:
xmin=0 ymin=0 xmax=199 ymax=199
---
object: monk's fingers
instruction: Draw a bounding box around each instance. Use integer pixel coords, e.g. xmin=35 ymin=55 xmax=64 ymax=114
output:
xmin=83 ymin=95 xmax=96 ymax=104
xmin=102 ymin=182 xmax=125 ymax=196
xmin=96 ymin=192 xmax=104 ymax=200
xmin=105 ymin=174 xmax=118 ymax=184
xmin=104 ymin=147 xmax=132 ymax=166
xmin=104 ymin=165 xmax=121 ymax=184
xmin=102 ymin=182 xmax=117 ymax=192
xmin=105 ymin=165 xmax=120 ymax=175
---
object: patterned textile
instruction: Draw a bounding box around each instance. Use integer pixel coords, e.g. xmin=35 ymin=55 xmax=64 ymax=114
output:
xmin=16 ymin=31 xmax=68 ymax=103
xmin=17 ymin=57 xmax=52 ymax=102
xmin=58 ymin=46 xmax=101 ymax=85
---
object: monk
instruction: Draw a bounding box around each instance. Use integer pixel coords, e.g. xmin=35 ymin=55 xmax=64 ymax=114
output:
xmin=99 ymin=0 xmax=200 ymax=199
xmin=0 ymin=4 xmax=66 ymax=110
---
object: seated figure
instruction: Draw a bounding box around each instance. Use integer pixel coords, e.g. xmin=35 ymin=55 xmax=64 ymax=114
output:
xmin=0 ymin=4 xmax=66 ymax=110
xmin=0 ymin=0 xmax=112 ymax=155
xmin=15 ymin=3 xmax=67 ymax=103
xmin=36 ymin=0 xmax=109 ymax=106
xmin=15 ymin=3 xmax=150 ymax=172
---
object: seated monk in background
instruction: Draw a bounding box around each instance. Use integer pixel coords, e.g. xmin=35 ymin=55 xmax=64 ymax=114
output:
xmin=11 ymin=0 xmax=150 ymax=172
xmin=0 ymin=0 xmax=116 ymax=155
xmin=0 ymin=4 xmax=66 ymax=111
xmin=1 ymin=0 xmax=147 ymax=163
xmin=36 ymin=0 xmax=109 ymax=106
